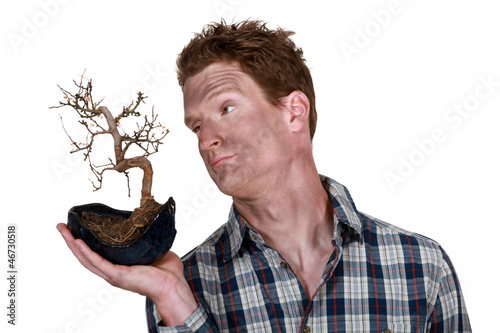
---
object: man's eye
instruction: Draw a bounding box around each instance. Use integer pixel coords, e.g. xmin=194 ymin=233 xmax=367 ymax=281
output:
xmin=192 ymin=125 xmax=200 ymax=133
xmin=222 ymin=105 xmax=235 ymax=114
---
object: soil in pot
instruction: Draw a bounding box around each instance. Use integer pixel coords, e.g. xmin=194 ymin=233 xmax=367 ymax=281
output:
xmin=79 ymin=197 xmax=162 ymax=245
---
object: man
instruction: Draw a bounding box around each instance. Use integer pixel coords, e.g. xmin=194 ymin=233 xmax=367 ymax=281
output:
xmin=58 ymin=20 xmax=471 ymax=332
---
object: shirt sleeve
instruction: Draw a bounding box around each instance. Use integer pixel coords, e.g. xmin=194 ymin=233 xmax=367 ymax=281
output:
xmin=146 ymin=297 xmax=219 ymax=332
xmin=427 ymin=247 xmax=471 ymax=332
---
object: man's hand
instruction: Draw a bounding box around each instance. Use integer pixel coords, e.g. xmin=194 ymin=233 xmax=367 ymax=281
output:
xmin=57 ymin=223 xmax=198 ymax=326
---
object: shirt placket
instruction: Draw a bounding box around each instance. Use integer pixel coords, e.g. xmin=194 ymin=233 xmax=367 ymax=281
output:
xmin=299 ymin=242 xmax=341 ymax=333
xmin=247 ymin=225 xmax=345 ymax=332
xmin=249 ymin=229 xmax=308 ymax=329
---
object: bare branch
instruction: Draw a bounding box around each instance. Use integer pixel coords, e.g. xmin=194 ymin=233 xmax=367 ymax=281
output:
xmin=51 ymin=72 xmax=169 ymax=206
xmin=122 ymin=107 xmax=169 ymax=157
xmin=116 ymin=91 xmax=147 ymax=123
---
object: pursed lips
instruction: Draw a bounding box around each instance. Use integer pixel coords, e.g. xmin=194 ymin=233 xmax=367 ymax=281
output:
xmin=210 ymin=154 xmax=236 ymax=168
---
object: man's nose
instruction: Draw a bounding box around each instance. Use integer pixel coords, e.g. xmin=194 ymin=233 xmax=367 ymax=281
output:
xmin=198 ymin=121 xmax=223 ymax=151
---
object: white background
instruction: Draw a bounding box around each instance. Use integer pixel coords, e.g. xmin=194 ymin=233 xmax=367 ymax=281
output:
xmin=1 ymin=0 xmax=499 ymax=332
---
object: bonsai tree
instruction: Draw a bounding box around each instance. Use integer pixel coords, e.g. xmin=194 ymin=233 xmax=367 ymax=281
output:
xmin=51 ymin=73 xmax=169 ymax=245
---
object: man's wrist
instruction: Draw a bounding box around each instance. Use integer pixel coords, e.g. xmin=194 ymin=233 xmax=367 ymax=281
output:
xmin=156 ymin=303 xmax=198 ymax=327
xmin=153 ymin=284 xmax=198 ymax=326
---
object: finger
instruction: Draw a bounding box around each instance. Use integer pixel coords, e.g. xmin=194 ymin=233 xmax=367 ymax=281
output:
xmin=56 ymin=224 xmax=170 ymax=296
xmin=57 ymin=223 xmax=87 ymax=261
xmin=56 ymin=223 xmax=101 ymax=274
xmin=56 ymin=223 xmax=117 ymax=282
xmin=72 ymin=234 xmax=126 ymax=283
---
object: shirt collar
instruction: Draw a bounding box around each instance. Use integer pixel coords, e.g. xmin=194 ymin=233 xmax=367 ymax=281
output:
xmin=221 ymin=205 xmax=248 ymax=261
xmin=319 ymin=175 xmax=363 ymax=237
xmin=221 ymin=175 xmax=364 ymax=261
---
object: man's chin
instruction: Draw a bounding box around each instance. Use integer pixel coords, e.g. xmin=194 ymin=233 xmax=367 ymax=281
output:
xmin=210 ymin=173 xmax=244 ymax=197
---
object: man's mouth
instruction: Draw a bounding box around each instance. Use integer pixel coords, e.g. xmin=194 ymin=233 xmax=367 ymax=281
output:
xmin=210 ymin=154 xmax=236 ymax=168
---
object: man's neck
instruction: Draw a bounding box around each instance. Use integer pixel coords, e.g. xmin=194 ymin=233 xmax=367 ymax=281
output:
xmin=232 ymin=163 xmax=334 ymax=257
xmin=232 ymin=163 xmax=335 ymax=300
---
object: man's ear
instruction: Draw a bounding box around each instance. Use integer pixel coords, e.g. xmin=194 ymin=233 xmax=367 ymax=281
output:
xmin=285 ymin=90 xmax=310 ymax=134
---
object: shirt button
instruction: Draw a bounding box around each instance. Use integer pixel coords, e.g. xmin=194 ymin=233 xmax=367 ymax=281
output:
xmin=280 ymin=261 xmax=288 ymax=269
xmin=303 ymin=325 xmax=311 ymax=333
xmin=382 ymin=329 xmax=391 ymax=333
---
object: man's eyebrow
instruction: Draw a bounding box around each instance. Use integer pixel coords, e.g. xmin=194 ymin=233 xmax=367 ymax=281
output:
xmin=184 ymin=115 xmax=194 ymax=127
xmin=184 ymin=85 xmax=241 ymax=127
xmin=184 ymin=79 xmax=244 ymax=127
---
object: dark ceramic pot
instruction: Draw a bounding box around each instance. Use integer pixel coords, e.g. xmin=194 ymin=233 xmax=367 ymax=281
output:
xmin=67 ymin=197 xmax=176 ymax=266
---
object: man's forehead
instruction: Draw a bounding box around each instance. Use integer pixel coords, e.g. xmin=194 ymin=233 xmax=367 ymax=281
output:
xmin=188 ymin=64 xmax=245 ymax=95
xmin=200 ymin=75 xmax=244 ymax=101
xmin=183 ymin=63 xmax=246 ymax=122
xmin=183 ymin=79 xmax=243 ymax=125
xmin=183 ymin=63 xmax=250 ymax=106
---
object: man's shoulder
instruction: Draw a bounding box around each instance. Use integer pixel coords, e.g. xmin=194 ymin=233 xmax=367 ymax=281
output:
xmin=180 ymin=222 xmax=228 ymax=264
xmin=357 ymin=211 xmax=446 ymax=262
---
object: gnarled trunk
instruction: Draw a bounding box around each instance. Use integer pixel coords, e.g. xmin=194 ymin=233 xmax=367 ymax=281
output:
xmin=99 ymin=106 xmax=154 ymax=207
xmin=115 ymin=156 xmax=154 ymax=207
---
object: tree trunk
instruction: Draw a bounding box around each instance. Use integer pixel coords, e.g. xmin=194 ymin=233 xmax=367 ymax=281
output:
xmin=115 ymin=157 xmax=154 ymax=207
xmin=98 ymin=106 xmax=154 ymax=207
xmin=98 ymin=106 xmax=125 ymax=162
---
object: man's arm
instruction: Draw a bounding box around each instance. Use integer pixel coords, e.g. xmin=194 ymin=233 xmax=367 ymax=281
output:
xmin=57 ymin=223 xmax=198 ymax=327
xmin=428 ymin=247 xmax=471 ymax=332
xmin=147 ymin=298 xmax=220 ymax=332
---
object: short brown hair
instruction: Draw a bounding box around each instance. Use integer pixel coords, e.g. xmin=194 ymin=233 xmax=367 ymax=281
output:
xmin=177 ymin=19 xmax=317 ymax=140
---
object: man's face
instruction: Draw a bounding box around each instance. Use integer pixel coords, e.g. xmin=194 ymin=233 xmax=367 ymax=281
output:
xmin=183 ymin=61 xmax=293 ymax=199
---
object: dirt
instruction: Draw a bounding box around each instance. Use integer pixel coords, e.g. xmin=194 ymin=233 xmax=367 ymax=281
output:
xmin=80 ymin=198 xmax=162 ymax=245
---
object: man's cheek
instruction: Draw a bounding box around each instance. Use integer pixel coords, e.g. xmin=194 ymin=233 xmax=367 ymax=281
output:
xmin=255 ymin=127 xmax=275 ymax=145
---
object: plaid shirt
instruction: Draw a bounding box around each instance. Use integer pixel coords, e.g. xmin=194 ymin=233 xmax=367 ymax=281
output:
xmin=146 ymin=176 xmax=471 ymax=332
